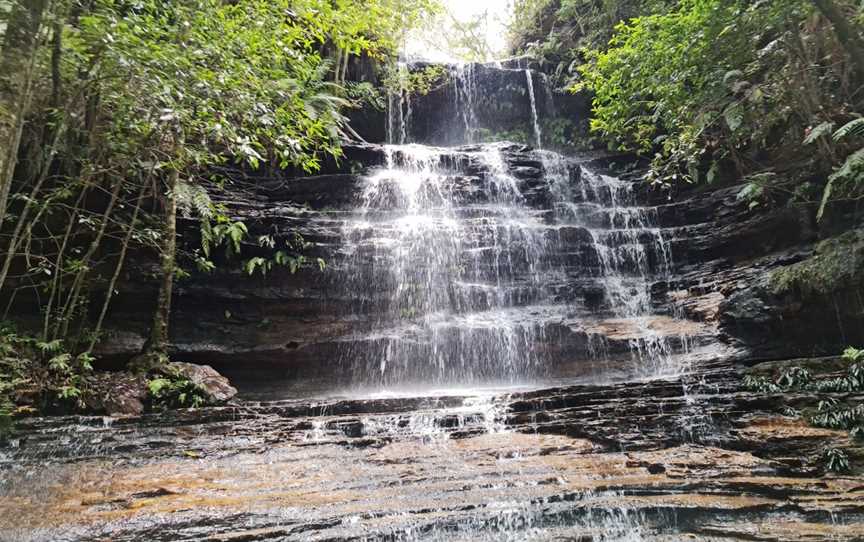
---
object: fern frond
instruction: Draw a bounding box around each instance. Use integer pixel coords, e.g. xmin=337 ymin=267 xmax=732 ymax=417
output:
xmin=829 ymin=147 xmax=864 ymax=183
xmin=818 ymin=147 xmax=864 ymax=222
xmin=833 ymin=118 xmax=864 ymax=141
xmin=804 ymin=121 xmax=834 ymax=145
xmin=176 ymin=181 xmax=214 ymax=220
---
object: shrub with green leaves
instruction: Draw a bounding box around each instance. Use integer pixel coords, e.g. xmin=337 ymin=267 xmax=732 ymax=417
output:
xmin=823 ymin=447 xmax=851 ymax=473
xmin=572 ymin=0 xmax=864 ymax=218
xmin=147 ymin=377 xmax=208 ymax=410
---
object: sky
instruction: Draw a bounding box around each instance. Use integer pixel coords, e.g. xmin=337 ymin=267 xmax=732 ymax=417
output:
xmin=405 ymin=0 xmax=514 ymax=62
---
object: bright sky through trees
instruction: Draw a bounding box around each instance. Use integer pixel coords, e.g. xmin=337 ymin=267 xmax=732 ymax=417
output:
xmin=406 ymin=0 xmax=513 ymax=62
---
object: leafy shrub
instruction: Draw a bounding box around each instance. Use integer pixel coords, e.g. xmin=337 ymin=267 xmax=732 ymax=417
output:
xmin=742 ymin=375 xmax=781 ymax=394
xmin=0 ymin=323 xmax=94 ymax=420
xmin=147 ymin=377 xmax=208 ymax=410
xmin=743 ymin=348 xmax=864 ymax=440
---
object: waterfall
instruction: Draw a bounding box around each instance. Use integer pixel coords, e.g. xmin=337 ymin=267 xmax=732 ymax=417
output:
xmin=454 ymin=64 xmax=479 ymax=143
xmin=340 ymin=144 xmax=555 ymax=388
xmin=387 ymin=62 xmax=411 ymax=145
xmin=525 ymin=69 xmax=543 ymax=148
xmin=549 ymin=163 xmax=679 ymax=377
xmin=337 ymin=136 xmax=684 ymax=388
xmin=403 ymin=90 xmax=413 ymax=145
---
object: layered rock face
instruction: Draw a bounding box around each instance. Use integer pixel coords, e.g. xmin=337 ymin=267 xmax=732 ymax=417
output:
xmin=3 ymin=368 xmax=862 ymax=541
xmin=98 ymin=142 xmax=719 ymax=388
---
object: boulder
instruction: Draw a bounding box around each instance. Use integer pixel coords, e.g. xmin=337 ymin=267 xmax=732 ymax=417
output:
xmin=164 ymin=362 xmax=238 ymax=405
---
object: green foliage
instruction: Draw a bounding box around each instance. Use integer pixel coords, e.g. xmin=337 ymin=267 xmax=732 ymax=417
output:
xmin=833 ymin=118 xmax=864 ymax=141
xmin=823 ymin=448 xmax=851 ymax=473
xmin=744 ymin=347 xmax=864 ymax=457
xmin=147 ymin=376 xmax=207 ymax=410
xmin=508 ymin=0 xmax=670 ymax=84
xmin=576 ymin=1 xmax=790 ymax=160
xmin=0 ymin=0 xmax=437 ymax=369
xmin=241 ymin=232 xmax=322 ymax=277
xmin=383 ymin=65 xmax=448 ymax=98
xmin=0 ymin=323 xmax=95 ymax=422
xmin=770 ymin=230 xmax=864 ymax=297
xmin=742 ymin=375 xmax=781 ymax=394
xmin=567 ymin=0 xmax=864 ymax=219
xmin=803 ymin=121 xmax=836 ymax=146
xmin=345 ymin=81 xmax=386 ymax=111
xmin=844 ymin=346 xmax=864 ymax=363
xmin=819 ymin=147 xmax=864 ymax=221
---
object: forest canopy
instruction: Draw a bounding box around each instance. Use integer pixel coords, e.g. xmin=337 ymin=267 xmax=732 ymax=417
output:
xmin=510 ymin=0 xmax=864 ymax=219
xmin=0 ymin=0 xmax=437 ymax=415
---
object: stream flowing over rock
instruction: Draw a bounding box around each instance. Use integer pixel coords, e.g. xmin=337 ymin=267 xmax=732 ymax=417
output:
xmin=2 ymin=63 xmax=863 ymax=541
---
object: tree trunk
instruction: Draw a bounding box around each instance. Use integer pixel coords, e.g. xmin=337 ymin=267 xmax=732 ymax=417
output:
xmin=812 ymin=0 xmax=864 ymax=84
xmin=0 ymin=0 xmax=50 ymax=227
xmin=87 ymin=182 xmax=148 ymax=354
xmin=147 ymin=167 xmax=179 ymax=358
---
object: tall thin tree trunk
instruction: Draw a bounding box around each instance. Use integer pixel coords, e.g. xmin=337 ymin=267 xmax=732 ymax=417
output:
xmin=51 ymin=4 xmax=64 ymax=111
xmin=0 ymin=0 xmax=50 ymax=227
xmin=146 ymin=167 xmax=179 ymax=358
xmin=87 ymin=181 xmax=147 ymax=354
xmin=0 ymin=112 xmax=69 ymax=292
xmin=42 ymin=185 xmax=87 ymax=340
xmin=812 ymin=0 xmax=864 ymax=83
xmin=55 ymin=179 xmax=123 ymax=340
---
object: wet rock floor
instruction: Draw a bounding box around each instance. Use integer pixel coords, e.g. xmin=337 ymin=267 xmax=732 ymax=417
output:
xmin=1 ymin=363 xmax=863 ymax=541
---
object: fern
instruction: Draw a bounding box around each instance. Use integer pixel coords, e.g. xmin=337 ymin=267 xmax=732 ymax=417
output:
xmin=176 ymin=182 xmax=214 ymax=220
xmin=804 ymin=121 xmax=835 ymax=145
xmin=834 ymin=118 xmax=864 ymax=141
xmin=818 ymin=147 xmax=864 ymax=222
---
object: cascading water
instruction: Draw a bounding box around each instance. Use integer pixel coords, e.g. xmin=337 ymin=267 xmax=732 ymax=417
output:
xmin=550 ymin=167 xmax=681 ymax=376
xmin=453 ymin=63 xmax=479 ymax=143
xmin=525 ymin=69 xmax=543 ymax=149
xmin=339 ymin=144 xmax=555 ymax=388
xmin=336 ymin=138 xmax=686 ymax=389
xmin=387 ymin=62 xmax=411 ymax=145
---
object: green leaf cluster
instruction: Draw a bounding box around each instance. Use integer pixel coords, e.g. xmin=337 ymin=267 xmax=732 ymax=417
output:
xmin=147 ymin=376 xmax=207 ymax=410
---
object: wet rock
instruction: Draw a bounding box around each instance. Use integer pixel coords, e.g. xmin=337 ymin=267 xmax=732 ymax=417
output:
xmin=3 ymin=371 xmax=863 ymax=541
xmin=86 ymin=372 xmax=148 ymax=416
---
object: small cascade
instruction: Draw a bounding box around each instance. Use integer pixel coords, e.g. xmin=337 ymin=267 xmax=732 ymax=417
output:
xmin=453 ymin=64 xmax=479 ymax=143
xmin=403 ymin=90 xmax=413 ymax=145
xmin=549 ymin=164 xmax=680 ymax=377
xmin=525 ymin=69 xmax=543 ymax=148
xmin=335 ymin=138 xmax=689 ymax=388
xmin=340 ymin=144 xmax=556 ymax=388
xmin=387 ymin=62 xmax=411 ymax=145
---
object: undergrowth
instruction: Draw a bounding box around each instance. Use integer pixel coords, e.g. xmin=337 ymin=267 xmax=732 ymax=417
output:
xmin=743 ymin=346 xmax=864 ymax=472
xmin=0 ymin=323 xmax=97 ymax=437
xmin=770 ymin=231 xmax=864 ymax=297
xmin=147 ymin=369 xmax=209 ymax=411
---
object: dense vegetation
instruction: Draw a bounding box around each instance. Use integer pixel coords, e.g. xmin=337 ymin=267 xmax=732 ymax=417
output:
xmin=743 ymin=346 xmax=864 ymax=472
xmin=0 ymin=0 xmax=437 ymax=422
xmin=510 ymin=0 xmax=864 ymax=218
